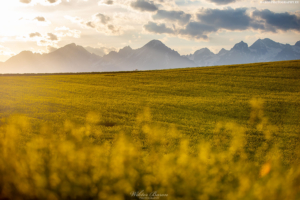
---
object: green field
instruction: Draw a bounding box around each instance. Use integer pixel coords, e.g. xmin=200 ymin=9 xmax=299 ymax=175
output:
xmin=0 ymin=60 xmax=300 ymax=199
xmin=1 ymin=60 xmax=299 ymax=135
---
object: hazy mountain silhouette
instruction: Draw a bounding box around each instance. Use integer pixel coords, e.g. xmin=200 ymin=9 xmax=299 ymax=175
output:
xmin=185 ymin=48 xmax=217 ymax=66
xmin=216 ymin=41 xmax=254 ymax=65
xmin=97 ymin=40 xmax=196 ymax=71
xmin=3 ymin=51 xmax=43 ymax=73
xmin=45 ymin=43 xmax=101 ymax=72
xmin=186 ymin=38 xmax=300 ymax=67
xmin=217 ymin=48 xmax=229 ymax=56
xmin=0 ymin=38 xmax=299 ymax=74
xmin=275 ymin=44 xmax=300 ymax=61
xmin=1 ymin=44 xmax=101 ymax=73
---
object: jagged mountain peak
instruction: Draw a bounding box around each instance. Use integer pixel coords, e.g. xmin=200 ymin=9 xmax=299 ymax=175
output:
xmin=261 ymin=38 xmax=276 ymax=44
xmin=6 ymin=50 xmax=40 ymax=63
xmin=65 ymin=43 xmax=77 ymax=47
xmin=250 ymin=38 xmax=278 ymax=49
xmin=218 ymin=48 xmax=229 ymax=55
xmin=61 ymin=43 xmax=85 ymax=50
xmin=261 ymin=38 xmax=283 ymax=49
xmin=59 ymin=43 xmax=87 ymax=51
xmin=139 ymin=39 xmax=180 ymax=57
xmin=194 ymin=48 xmax=213 ymax=56
xmin=249 ymin=39 xmax=268 ymax=54
xmin=50 ymin=43 xmax=92 ymax=57
xmin=114 ymin=46 xmax=134 ymax=59
xmin=232 ymin=41 xmax=248 ymax=50
xmin=18 ymin=50 xmax=35 ymax=55
xmin=250 ymin=39 xmax=264 ymax=47
xmin=119 ymin=46 xmax=133 ymax=54
xmin=143 ymin=40 xmax=167 ymax=49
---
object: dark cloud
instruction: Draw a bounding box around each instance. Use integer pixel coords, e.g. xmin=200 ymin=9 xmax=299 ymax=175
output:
xmin=47 ymin=0 xmax=59 ymax=3
xmin=197 ymin=8 xmax=253 ymax=31
xmin=252 ymin=9 xmax=300 ymax=31
xmin=39 ymin=40 xmax=48 ymax=45
xmin=86 ymin=21 xmax=96 ymax=28
xmin=179 ymin=22 xmax=217 ymax=39
xmin=29 ymin=32 xmax=42 ymax=38
xmin=95 ymin=13 xmax=111 ymax=24
xmin=153 ymin=10 xmax=191 ymax=25
xmin=20 ymin=0 xmax=60 ymax=5
xmin=207 ymin=0 xmax=236 ymax=5
xmin=196 ymin=7 xmax=300 ymax=32
xmin=19 ymin=0 xmax=31 ymax=3
xmin=34 ymin=16 xmax=46 ymax=22
xmin=107 ymin=24 xmax=115 ymax=30
xmin=144 ymin=7 xmax=300 ymax=40
xmin=131 ymin=0 xmax=158 ymax=12
xmin=144 ymin=22 xmax=174 ymax=34
xmin=104 ymin=0 xmax=114 ymax=4
xmin=98 ymin=0 xmax=114 ymax=5
xmin=47 ymin=33 xmax=58 ymax=41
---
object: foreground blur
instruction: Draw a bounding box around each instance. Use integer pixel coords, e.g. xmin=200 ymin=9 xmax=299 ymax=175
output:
xmin=0 ymin=99 xmax=299 ymax=200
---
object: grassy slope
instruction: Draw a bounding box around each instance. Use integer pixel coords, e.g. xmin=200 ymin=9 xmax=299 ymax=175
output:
xmin=0 ymin=60 xmax=299 ymax=141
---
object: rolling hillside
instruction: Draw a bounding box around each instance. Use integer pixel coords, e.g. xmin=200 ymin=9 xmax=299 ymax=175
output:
xmin=0 ymin=60 xmax=299 ymax=199
xmin=0 ymin=60 xmax=299 ymax=139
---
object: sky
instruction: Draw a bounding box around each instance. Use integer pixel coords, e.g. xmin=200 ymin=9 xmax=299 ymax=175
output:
xmin=0 ymin=0 xmax=299 ymax=62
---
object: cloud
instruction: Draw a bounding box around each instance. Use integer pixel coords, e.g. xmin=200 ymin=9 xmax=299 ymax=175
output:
xmin=65 ymin=13 xmax=126 ymax=35
xmin=196 ymin=7 xmax=300 ymax=33
xmin=153 ymin=10 xmax=191 ymax=25
xmin=113 ymin=12 xmax=149 ymax=25
xmin=144 ymin=21 xmax=175 ymax=34
xmin=98 ymin=0 xmax=114 ymax=5
xmin=0 ymin=45 xmax=15 ymax=56
xmin=19 ymin=16 xmax=51 ymax=26
xmin=98 ymin=0 xmax=175 ymax=12
xmin=252 ymin=9 xmax=300 ymax=32
xmin=17 ymin=28 xmax=80 ymax=48
xmin=178 ymin=22 xmax=217 ymax=39
xmin=34 ymin=16 xmax=46 ymax=22
xmin=29 ymin=32 xmax=42 ymax=38
xmin=19 ymin=0 xmax=62 ymax=5
xmin=143 ymin=7 xmax=300 ymax=40
xmin=130 ymin=0 xmax=158 ymax=12
xmin=207 ymin=0 xmax=236 ymax=5
xmin=95 ymin=13 xmax=111 ymax=24
xmin=85 ymin=21 xmax=95 ymax=28
xmin=145 ymin=7 xmax=254 ymax=39
xmin=18 ymin=32 xmax=58 ymax=46
xmin=64 ymin=15 xmax=82 ymax=24
xmin=46 ymin=0 xmax=59 ymax=3
xmin=20 ymin=0 xmax=31 ymax=3
xmin=37 ymin=39 xmax=54 ymax=47
xmin=197 ymin=7 xmax=254 ymax=31
xmin=55 ymin=26 xmax=81 ymax=38
xmin=47 ymin=33 xmax=58 ymax=41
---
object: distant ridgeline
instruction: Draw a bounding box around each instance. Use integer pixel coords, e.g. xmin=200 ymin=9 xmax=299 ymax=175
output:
xmin=1 ymin=39 xmax=300 ymax=73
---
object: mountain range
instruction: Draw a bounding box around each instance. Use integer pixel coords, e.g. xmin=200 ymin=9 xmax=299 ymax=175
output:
xmin=185 ymin=38 xmax=300 ymax=67
xmin=0 ymin=38 xmax=299 ymax=74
